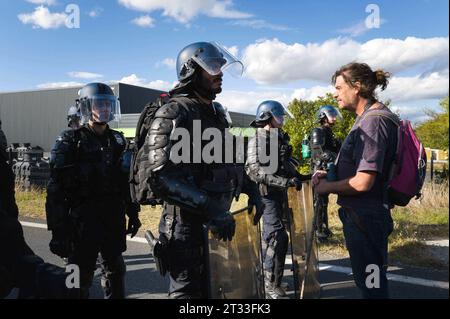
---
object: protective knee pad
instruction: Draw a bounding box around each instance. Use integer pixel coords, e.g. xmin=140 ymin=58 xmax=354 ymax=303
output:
xmin=100 ymin=255 xmax=126 ymax=299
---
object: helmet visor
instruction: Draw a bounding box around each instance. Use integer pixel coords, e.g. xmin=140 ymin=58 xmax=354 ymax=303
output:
xmin=271 ymin=103 xmax=294 ymax=120
xmin=322 ymin=107 xmax=342 ymax=122
xmin=82 ymin=94 xmax=121 ymax=124
xmin=192 ymin=42 xmax=244 ymax=78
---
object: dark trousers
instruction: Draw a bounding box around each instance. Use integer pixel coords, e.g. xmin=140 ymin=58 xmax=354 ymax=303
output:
xmin=159 ymin=205 xmax=207 ymax=299
xmin=314 ymin=191 xmax=329 ymax=231
xmin=69 ymin=201 xmax=127 ymax=299
xmin=261 ymin=191 xmax=289 ymax=286
xmin=339 ymin=207 xmax=393 ymax=299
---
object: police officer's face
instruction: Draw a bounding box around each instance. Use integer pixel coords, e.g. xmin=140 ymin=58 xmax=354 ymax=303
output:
xmin=91 ymin=100 xmax=111 ymax=123
xmin=199 ymin=68 xmax=223 ymax=94
xmin=326 ymin=117 xmax=336 ymax=127
xmin=333 ymin=75 xmax=358 ymax=111
xmin=270 ymin=115 xmax=284 ymax=129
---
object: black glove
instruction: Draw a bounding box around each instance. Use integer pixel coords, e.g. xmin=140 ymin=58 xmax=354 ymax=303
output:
xmin=49 ymin=227 xmax=73 ymax=258
xmin=126 ymin=216 xmax=142 ymax=238
xmin=287 ymin=177 xmax=302 ymax=191
xmin=205 ymin=200 xmax=236 ymax=242
xmin=248 ymin=195 xmax=265 ymax=226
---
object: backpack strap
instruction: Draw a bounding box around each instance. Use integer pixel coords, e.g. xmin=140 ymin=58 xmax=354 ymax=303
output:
xmin=359 ymin=109 xmax=400 ymax=127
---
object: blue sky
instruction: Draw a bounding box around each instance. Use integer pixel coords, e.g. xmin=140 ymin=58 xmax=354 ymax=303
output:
xmin=0 ymin=0 xmax=448 ymax=123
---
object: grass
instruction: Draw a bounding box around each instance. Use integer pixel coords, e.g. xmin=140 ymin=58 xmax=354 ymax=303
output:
xmin=15 ymin=181 xmax=449 ymax=269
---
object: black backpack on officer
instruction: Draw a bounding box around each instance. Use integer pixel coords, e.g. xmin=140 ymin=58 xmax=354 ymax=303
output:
xmin=129 ymin=94 xmax=190 ymax=206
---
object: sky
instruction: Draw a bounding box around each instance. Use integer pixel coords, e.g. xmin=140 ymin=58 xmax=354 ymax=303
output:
xmin=0 ymin=0 xmax=448 ymax=123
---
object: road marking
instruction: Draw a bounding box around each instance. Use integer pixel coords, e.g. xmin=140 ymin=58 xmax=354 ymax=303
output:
xmin=21 ymin=220 xmax=449 ymax=290
xmin=20 ymin=221 xmax=47 ymax=229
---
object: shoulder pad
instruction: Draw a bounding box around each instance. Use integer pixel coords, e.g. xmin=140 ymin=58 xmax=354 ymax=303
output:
xmin=111 ymin=129 xmax=126 ymax=146
xmin=55 ymin=129 xmax=78 ymax=144
xmin=154 ymin=102 xmax=185 ymax=120
xmin=312 ymin=127 xmax=323 ymax=134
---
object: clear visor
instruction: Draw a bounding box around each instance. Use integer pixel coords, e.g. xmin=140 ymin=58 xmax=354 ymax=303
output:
xmin=192 ymin=42 xmax=244 ymax=78
xmin=323 ymin=108 xmax=342 ymax=122
xmin=81 ymin=94 xmax=121 ymax=124
xmin=272 ymin=104 xmax=294 ymax=120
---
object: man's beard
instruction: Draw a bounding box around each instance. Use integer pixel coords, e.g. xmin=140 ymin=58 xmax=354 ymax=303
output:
xmin=194 ymin=74 xmax=222 ymax=100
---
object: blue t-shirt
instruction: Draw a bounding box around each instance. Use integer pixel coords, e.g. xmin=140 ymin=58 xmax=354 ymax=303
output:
xmin=336 ymin=105 xmax=398 ymax=210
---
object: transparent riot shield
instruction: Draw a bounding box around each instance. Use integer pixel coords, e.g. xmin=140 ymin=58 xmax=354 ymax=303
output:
xmin=207 ymin=205 xmax=265 ymax=299
xmin=286 ymin=181 xmax=320 ymax=299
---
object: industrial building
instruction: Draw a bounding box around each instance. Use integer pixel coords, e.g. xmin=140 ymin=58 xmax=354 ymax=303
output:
xmin=0 ymin=83 xmax=254 ymax=151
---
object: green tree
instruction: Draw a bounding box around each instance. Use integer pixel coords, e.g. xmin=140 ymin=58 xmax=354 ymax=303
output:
xmin=284 ymin=93 xmax=355 ymax=174
xmin=415 ymin=96 xmax=449 ymax=151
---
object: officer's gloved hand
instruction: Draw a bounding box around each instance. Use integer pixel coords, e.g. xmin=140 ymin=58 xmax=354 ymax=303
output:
xmin=287 ymin=177 xmax=302 ymax=191
xmin=248 ymin=196 xmax=265 ymax=226
xmin=126 ymin=215 xmax=142 ymax=238
xmin=49 ymin=227 xmax=72 ymax=258
xmin=205 ymin=200 xmax=236 ymax=242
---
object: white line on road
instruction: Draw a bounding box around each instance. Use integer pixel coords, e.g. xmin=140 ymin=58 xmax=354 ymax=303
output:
xmin=20 ymin=221 xmax=47 ymax=229
xmin=21 ymin=220 xmax=449 ymax=290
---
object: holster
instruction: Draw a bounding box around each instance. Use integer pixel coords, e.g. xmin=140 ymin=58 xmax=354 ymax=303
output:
xmin=145 ymin=230 xmax=169 ymax=277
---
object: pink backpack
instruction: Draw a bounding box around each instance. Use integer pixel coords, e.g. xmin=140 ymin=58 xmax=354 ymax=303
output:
xmin=362 ymin=110 xmax=427 ymax=207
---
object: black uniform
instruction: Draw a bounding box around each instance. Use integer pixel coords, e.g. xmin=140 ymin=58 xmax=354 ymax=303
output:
xmin=245 ymin=128 xmax=301 ymax=293
xmin=1 ymin=127 xmax=75 ymax=299
xmin=146 ymin=95 xmax=241 ymax=299
xmin=46 ymin=124 xmax=139 ymax=299
xmin=310 ymin=125 xmax=341 ymax=238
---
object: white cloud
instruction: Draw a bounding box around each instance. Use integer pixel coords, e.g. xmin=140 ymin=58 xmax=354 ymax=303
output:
xmin=156 ymin=58 xmax=176 ymax=69
xmin=290 ymin=85 xmax=334 ymax=101
xmin=380 ymin=71 xmax=449 ymax=102
xmin=242 ymin=37 xmax=449 ymax=85
xmin=131 ymin=15 xmax=155 ymax=27
xmin=216 ymin=90 xmax=291 ymax=115
xmin=230 ymin=19 xmax=292 ymax=31
xmin=118 ymin=0 xmax=252 ymax=24
xmin=338 ymin=19 xmax=387 ymax=37
xmin=119 ymin=74 xmax=175 ymax=91
xmin=26 ymin=0 xmax=56 ymax=5
xmin=37 ymin=81 xmax=83 ymax=89
xmin=88 ymin=7 xmax=104 ymax=18
xmin=68 ymin=72 xmax=103 ymax=79
xmin=224 ymin=45 xmax=239 ymax=58
xmin=18 ymin=6 xmax=67 ymax=29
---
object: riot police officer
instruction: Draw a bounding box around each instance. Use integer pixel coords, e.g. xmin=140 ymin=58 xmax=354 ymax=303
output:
xmin=143 ymin=41 xmax=248 ymax=299
xmin=309 ymin=105 xmax=342 ymax=241
xmin=46 ymin=82 xmax=141 ymax=299
xmin=245 ymin=100 xmax=308 ymax=299
xmin=67 ymin=105 xmax=81 ymax=130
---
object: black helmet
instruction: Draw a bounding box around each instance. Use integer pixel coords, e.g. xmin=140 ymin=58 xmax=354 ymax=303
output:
xmin=67 ymin=105 xmax=80 ymax=120
xmin=67 ymin=105 xmax=81 ymax=128
xmin=176 ymin=41 xmax=243 ymax=83
xmin=250 ymin=100 xmax=293 ymax=127
xmin=317 ymin=105 xmax=342 ymax=124
xmin=77 ymin=83 xmax=120 ymax=124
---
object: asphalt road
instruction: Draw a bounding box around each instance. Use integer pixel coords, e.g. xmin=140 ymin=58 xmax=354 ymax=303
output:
xmin=7 ymin=220 xmax=449 ymax=299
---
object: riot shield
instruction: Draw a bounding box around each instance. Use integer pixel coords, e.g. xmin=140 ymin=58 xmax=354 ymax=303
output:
xmin=207 ymin=205 xmax=265 ymax=299
xmin=286 ymin=181 xmax=320 ymax=299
